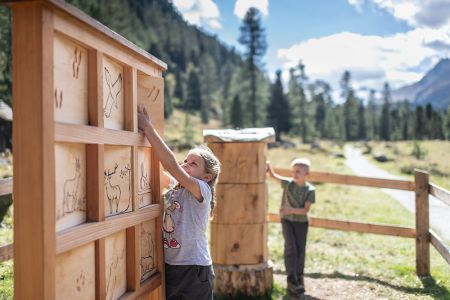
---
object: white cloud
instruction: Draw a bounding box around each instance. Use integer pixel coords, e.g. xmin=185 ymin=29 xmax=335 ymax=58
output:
xmin=234 ymin=0 xmax=269 ymax=19
xmin=172 ymin=0 xmax=222 ymax=29
xmin=348 ymin=0 xmax=450 ymax=30
xmin=277 ymin=29 xmax=450 ymax=96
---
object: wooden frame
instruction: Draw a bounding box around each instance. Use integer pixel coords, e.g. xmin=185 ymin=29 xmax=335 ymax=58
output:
xmin=9 ymin=1 xmax=166 ymax=299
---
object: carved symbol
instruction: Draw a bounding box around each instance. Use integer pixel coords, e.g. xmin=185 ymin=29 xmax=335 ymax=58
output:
xmin=140 ymin=227 xmax=156 ymax=281
xmin=106 ymin=246 xmax=125 ymax=299
xmin=59 ymin=157 xmax=85 ymax=219
xmin=76 ymin=271 xmax=86 ymax=292
xmin=104 ymin=162 xmax=132 ymax=215
xmin=104 ymin=68 xmax=123 ymax=118
xmin=138 ymin=162 xmax=151 ymax=205
xmin=72 ymin=47 xmax=82 ymax=79
xmin=54 ymin=88 xmax=63 ymax=109
xmin=146 ymin=86 xmax=160 ymax=103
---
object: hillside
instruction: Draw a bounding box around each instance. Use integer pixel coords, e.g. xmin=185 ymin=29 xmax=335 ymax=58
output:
xmin=392 ymin=58 xmax=450 ymax=109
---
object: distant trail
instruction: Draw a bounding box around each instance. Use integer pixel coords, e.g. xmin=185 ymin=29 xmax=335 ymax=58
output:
xmin=344 ymin=145 xmax=450 ymax=244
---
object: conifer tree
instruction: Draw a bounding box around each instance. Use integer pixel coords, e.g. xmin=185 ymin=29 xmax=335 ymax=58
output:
xmin=267 ymin=70 xmax=291 ymax=141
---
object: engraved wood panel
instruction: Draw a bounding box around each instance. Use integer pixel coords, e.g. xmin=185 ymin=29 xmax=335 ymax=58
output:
xmin=140 ymin=220 xmax=157 ymax=282
xmin=53 ymin=33 xmax=88 ymax=125
xmin=55 ymin=242 xmax=95 ymax=300
xmin=137 ymin=73 xmax=164 ymax=134
xmin=137 ymin=147 xmax=152 ymax=208
xmin=55 ymin=142 xmax=87 ymax=232
xmin=104 ymin=146 xmax=132 ymax=217
xmin=103 ymin=56 xmax=124 ymax=130
xmin=105 ymin=230 xmax=127 ymax=300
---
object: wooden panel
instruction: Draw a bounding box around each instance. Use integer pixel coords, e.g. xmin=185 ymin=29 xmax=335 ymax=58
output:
xmin=55 ymin=242 xmax=95 ymax=300
xmin=273 ymin=168 xmax=416 ymax=191
xmin=126 ymin=226 xmax=140 ymax=292
xmin=429 ymin=183 xmax=450 ymax=206
xmin=137 ymin=147 xmax=152 ymax=208
xmin=55 ymin=122 xmax=150 ymax=146
xmin=208 ymin=143 xmax=266 ymax=184
xmin=55 ymin=143 xmax=87 ymax=232
xmin=53 ymin=33 xmax=88 ymax=125
xmin=140 ymin=219 xmax=157 ymax=282
xmin=103 ymin=56 xmax=124 ymax=130
xmin=86 ymin=144 xmax=105 ymax=222
xmin=119 ymin=274 xmax=162 ymax=300
xmin=124 ymin=66 xmax=137 ymax=132
xmin=104 ymin=146 xmax=132 ymax=217
xmin=211 ymin=223 xmax=267 ymax=265
xmin=137 ymin=73 xmax=164 ymax=134
xmin=105 ymin=230 xmax=127 ymax=300
xmin=88 ymin=49 xmax=104 ymax=127
xmin=429 ymin=230 xmax=450 ymax=266
xmin=12 ymin=4 xmax=56 ymax=299
xmin=213 ymin=183 xmax=267 ymax=224
xmin=415 ymin=170 xmax=430 ymax=276
xmin=0 ymin=178 xmax=12 ymax=196
xmin=56 ymin=204 xmax=160 ymax=255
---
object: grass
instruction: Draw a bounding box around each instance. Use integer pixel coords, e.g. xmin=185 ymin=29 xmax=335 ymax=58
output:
xmin=359 ymin=140 xmax=450 ymax=191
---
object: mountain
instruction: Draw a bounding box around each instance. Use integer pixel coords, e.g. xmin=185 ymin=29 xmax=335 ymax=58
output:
xmin=392 ymin=58 xmax=450 ymax=110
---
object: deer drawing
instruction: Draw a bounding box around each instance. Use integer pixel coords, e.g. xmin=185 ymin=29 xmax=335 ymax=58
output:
xmin=139 ymin=162 xmax=150 ymax=191
xmin=62 ymin=158 xmax=82 ymax=215
xmin=104 ymin=163 xmax=121 ymax=214
xmin=103 ymin=68 xmax=123 ymax=118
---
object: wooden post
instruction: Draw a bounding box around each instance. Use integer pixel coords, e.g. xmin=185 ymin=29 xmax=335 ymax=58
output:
xmin=414 ymin=169 xmax=430 ymax=277
xmin=204 ymin=128 xmax=275 ymax=297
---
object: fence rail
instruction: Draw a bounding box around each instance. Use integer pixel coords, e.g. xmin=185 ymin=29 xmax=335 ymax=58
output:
xmin=1 ymin=171 xmax=449 ymax=276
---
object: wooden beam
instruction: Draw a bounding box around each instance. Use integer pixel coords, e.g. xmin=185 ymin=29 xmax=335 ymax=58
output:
xmin=0 ymin=178 xmax=12 ymax=196
xmin=88 ymin=49 xmax=104 ymax=127
xmin=429 ymin=183 xmax=450 ymax=207
xmin=429 ymin=230 xmax=450 ymax=266
xmin=12 ymin=3 xmax=56 ymax=299
xmin=119 ymin=273 xmax=162 ymax=300
xmin=415 ymin=170 xmax=430 ymax=277
xmin=55 ymin=122 xmax=151 ymax=146
xmin=274 ymin=168 xmax=415 ymax=191
xmin=95 ymin=238 xmax=106 ymax=300
xmin=56 ymin=204 xmax=160 ymax=254
xmin=267 ymin=213 xmax=416 ymax=238
xmin=0 ymin=243 xmax=13 ymax=262
xmin=126 ymin=225 xmax=140 ymax=292
xmin=86 ymin=144 xmax=105 ymax=222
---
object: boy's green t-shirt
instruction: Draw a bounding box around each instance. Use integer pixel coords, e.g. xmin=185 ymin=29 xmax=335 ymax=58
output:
xmin=281 ymin=179 xmax=315 ymax=222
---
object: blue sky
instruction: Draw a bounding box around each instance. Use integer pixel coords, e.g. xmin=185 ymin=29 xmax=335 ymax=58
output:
xmin=172 ymin=0 xmax=450 ymax=99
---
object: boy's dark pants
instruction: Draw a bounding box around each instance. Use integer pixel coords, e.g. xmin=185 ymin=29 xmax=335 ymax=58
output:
xmin=281 ymin=219 xmax=309 ymax=285
xmin=165 ymin=264 xmax=214 ymax=300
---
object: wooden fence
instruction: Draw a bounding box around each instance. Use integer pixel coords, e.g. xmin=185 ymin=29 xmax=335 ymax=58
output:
xmin=2 ymin=168 xmax=450 ymax=274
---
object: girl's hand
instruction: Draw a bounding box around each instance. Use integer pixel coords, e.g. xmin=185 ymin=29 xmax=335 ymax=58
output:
xmin=279 ymin=206 xmax=293 ymax=216
xmin=138 ymin=106 xmax=151 ymax=131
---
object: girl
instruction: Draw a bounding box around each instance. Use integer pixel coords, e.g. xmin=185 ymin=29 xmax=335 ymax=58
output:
xmin=138 ymin=106 xmax=220 ymax=300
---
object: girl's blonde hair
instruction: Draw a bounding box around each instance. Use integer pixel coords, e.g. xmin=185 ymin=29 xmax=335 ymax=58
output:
xmin=189 ymin=145 xmax=221 ymax=216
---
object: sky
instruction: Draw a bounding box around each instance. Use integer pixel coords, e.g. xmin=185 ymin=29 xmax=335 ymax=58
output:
xmin=171 ymin=0 xmax=450 ymax=100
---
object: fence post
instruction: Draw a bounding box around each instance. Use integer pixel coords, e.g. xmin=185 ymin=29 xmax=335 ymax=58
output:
xmin=414 ymin=169 xmax=430 ymax=277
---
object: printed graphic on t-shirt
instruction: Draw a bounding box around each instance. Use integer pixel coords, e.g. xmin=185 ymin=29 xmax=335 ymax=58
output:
xmin=163 ymin=190 xmax=181 ymax=249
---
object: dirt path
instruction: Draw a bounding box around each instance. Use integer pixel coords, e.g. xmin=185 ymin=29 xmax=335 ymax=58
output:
xmin=344 ymin=145 xmax=450 ymax=244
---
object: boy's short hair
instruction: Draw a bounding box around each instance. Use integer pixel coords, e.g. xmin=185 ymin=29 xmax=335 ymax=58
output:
xmin=291 ymin=158 xmax=311 ymax=169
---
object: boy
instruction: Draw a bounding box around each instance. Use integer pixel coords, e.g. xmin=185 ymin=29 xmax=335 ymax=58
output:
xmin=267 ymin=158 xmax=315 ymax=296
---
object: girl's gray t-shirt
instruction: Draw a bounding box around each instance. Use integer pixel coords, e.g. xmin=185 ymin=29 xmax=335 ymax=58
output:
xmin=163 ymin=178 xmax=212 ymax=266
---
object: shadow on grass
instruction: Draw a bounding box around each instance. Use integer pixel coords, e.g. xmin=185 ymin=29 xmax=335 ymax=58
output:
xmin=302 ymin=271 xmax=449 ymax=300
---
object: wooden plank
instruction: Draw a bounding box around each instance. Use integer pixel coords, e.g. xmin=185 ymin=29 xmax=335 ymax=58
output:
xmin=12 ymin=3 xmax=56 ymax=299
xmin=103 ymin=56 xmax=125 ymax=130
xmin=267 ymin=213 xmax=416 ymax=238
xmin=55 ymin=122 xmax=151 ymax=146
xmin=88 ymin=49 xmax=104 ymax=127
xmin=208 ymin=143 xmax=267 ymax=184
xmin=137 ymin=72 xmax=165 ymax=135
xmin=0 ymin=243 xmax=13 ymax=262
xmin=211 ymin=223 xmax=267 ymax=265
xmin=0 ymin=178 xmax=12 ymax=196
xmin=429 ymin=230 xmax=450 ymax=266
xmin=105 ymin=230 xmax=127 ymax=300
xmin=415 ymin=170 xmax=430 ymax=277
xmin=52 ymin=13 xmax=164 ymax=76
xmin=213 ymin=183 xmax=267 ymax=224
xmin=86 ymin=144 xmax=105 ymax=222
xmin=124 ymin=66 xmax=137 ymax=132
xmin=126 ymin=225 xmax=140 ymax=292
xmin=96 ymin=238 xmax=106 ymax=300
xmin=140 ymin=220 xmax=158 ymax=282
xmin=119 ymin=273 xmax=162 ymax=300
xmin=429 ymin=183 xmax=450 ymax=206
xmin=56 ymin=204 xmax=161 ymax=254
xmin=274 ymin=168 xmax=416 ymax=191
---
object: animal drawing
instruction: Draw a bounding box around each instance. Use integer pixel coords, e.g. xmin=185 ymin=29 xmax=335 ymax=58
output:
xmin=72 ymin=47 xmax=82 ymax=79
xmin=104 ymin=163 xmax=121 ymax=215
xmin=106 ymin=246 xmax=125 ymax=300
xmin=62 ymin=158 xmax=82 ymax=215
xmin=138 ymin=162 xmax=151 ymax=205
xmin=119 ymin=164 xmax=132 ymax=213
xmin=140 ymin=227 xmax=155 ymax=281
xmin=54 ymin=88 xmax=63 ymax=109
xmin=104 ymin=68 xmax=123 ymax=118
